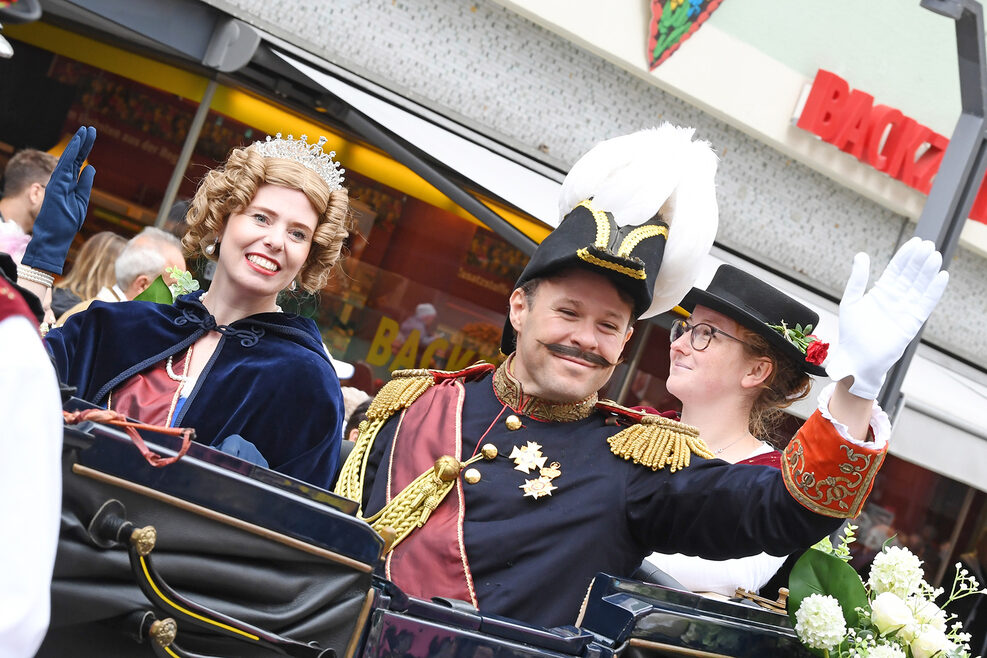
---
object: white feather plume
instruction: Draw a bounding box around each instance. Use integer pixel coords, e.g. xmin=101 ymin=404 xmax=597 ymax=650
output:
xmin=559 ymin=123 xmax=719 ymax=318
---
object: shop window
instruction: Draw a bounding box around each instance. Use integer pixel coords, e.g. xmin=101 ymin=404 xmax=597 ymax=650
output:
xmin=2 ymin=34 xmax=529 ymax=392
xmin=851 ymin=455 xmax=985 ymax=588
xmin=1 ymin=39 xmax=211 ymax=254
xmin=316 ymin=175 xmax=524 ymax=394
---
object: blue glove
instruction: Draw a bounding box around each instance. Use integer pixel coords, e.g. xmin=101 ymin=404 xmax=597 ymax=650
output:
xmin=21 ymin=126 xmax=97 ymax=274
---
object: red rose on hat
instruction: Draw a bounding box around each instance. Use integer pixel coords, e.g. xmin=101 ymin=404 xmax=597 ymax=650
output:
xmin=805 ymin=337 xmax=829 ymax=366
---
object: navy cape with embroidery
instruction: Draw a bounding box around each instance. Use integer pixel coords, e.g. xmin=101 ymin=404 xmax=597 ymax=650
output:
xmin=45 ymin=291 xmax=342 ymax=488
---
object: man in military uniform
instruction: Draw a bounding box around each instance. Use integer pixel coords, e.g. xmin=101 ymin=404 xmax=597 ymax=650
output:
xmin=335 ymin=125 xmax=947 ymax=628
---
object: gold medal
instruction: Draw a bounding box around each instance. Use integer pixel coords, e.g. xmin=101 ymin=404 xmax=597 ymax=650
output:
xmin=539 ymin=461 xmax=562 ymax=479
xmin=519 ymin=461 xmax=562 ymax=499
xmin=520 ymin=477 xmax=557 ymax=499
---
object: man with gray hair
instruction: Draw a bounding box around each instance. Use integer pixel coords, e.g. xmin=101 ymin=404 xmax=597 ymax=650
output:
xmin=113 ymin=226 xmax=185 ymax=300
xmin=56 ymin=226 xmax=185 ymax=324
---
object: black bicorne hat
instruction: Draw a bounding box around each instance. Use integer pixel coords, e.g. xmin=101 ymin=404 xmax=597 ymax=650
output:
xmin=681 ymin=265 xmax=829 ymax=376
xmin=498 ymin=201 xmax=667 ymax=354
xmin=500 ymin=124 xmax=720 ymax=355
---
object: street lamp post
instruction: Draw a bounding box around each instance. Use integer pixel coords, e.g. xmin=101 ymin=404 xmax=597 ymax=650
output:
xmin=878 ymin=0 xmax=987 ymax=414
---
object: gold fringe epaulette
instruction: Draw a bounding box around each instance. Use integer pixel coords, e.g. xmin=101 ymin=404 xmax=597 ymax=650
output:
xmin=365 ymin=369 xmax=436 ymax=422
xmin=599 ymin=402 xmax=714 ymax=472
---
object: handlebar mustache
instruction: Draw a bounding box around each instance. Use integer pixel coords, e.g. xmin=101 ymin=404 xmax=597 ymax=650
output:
xmin=537 ymin=341 xmax=618 ymax=368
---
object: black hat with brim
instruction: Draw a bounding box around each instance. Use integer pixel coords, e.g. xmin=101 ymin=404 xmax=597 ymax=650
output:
xmin=680 ymin=264 xmax=828 ymax=376
xmin=499 ymin=202 xmax=667 ymax=355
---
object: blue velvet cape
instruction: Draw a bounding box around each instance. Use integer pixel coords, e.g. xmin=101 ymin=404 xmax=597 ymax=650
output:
xmin=45 ymin=291 xmax=342 ymax=488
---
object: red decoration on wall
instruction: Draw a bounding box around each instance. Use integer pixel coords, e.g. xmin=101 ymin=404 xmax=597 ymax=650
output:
xmin=648 ymin=0 xmax=725 ymax=70
xmin=796 ymin=69 xmax=985 ymax=225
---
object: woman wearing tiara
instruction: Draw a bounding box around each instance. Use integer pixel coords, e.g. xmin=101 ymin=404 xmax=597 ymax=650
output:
xmin=44 ymin=133 xmax=351 ymax=488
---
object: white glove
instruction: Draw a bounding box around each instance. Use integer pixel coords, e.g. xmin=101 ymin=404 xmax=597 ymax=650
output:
xmin=825 ymin=237 xmax=949 ymax=399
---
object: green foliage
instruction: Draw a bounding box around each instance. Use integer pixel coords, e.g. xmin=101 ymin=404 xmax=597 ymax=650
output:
xmin=132 ymin=275 xmax=173 ymax=304
xmin=789 ymin=548 xmax=868 ymax=631
xmin=166 ymin=266 xmax=200 ymax=298
xmin=133 ymin=269 xmax=201 ymax=305
xmin=812 ymin=524 xmax=857 ymax=562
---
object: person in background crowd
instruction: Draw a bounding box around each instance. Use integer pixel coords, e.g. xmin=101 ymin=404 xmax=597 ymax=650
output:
xmin=341 ymin=385 xmax=371 ymax=436
xmin=335 ymin=125 xmax=948 ymax=627
xmin=344 ymin=396 xmax=372 ymax=442
xmin=55 ymin=226 xmax=186 ymax=325
xmin=645 ymin=266 xmax=839 ymax=597
xmin=33 ymin=129 xmax=351 ymax=488
xmin=112 ymin=226 xmax=185 ymax=301
xmin=114 ymin=227 xmax=186 ymax=299
xmin=49 ymin=231 xmax=126 ymax=318
xmin=0 ymin=255 xmax=63 ymax=657
xmin=398 ymin=302 xmax=439 ymax=346
xmin=0 ymin=148 xmax=57 ymax=263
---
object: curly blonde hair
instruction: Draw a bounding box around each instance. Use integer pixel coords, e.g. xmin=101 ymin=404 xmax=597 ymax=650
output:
xmin=182 ymin=144 xmax=350 ymax=293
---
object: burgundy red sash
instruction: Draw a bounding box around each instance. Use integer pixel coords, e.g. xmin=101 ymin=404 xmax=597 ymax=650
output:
xmin=384 ymin=379 xmax=476 ymax=605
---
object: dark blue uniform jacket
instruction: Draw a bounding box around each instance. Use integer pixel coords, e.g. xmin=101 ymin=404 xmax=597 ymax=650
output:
xmin=363 ymin=369 xmax=840 ymax=628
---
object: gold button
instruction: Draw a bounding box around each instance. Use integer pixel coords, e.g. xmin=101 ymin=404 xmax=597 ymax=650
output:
xmin=464 ymin=468 xmax=482 ymax=484
xmin=481 ymin=443 xmax=498 ymax=460
xmin=505 ymin=414 xmax=523 ymax=431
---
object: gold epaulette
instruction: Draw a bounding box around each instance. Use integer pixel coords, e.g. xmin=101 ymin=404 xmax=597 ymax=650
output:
xmin=364 ymin=368 xmax=437 ymax=423
xmin=597 ymin=401 xmax=714 ymax=472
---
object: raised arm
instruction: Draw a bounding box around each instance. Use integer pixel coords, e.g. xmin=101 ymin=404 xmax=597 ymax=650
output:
xmin=17 ymin=127 xmax=96 ymax=322
xmin=826 ymin=238 xmax=948 ymax=440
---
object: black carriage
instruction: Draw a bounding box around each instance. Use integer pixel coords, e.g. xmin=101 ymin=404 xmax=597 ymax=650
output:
xmin=40 ymin=404 xmax=810 ymax=658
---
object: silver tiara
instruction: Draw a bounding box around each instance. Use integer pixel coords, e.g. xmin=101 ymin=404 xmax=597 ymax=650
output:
xmin=252 ymin=133 xmax=345 ymax=192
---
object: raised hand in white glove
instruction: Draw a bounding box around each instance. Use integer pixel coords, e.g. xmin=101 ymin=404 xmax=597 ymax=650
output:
xmin=825 ymin=237 xmax=948 ymax=400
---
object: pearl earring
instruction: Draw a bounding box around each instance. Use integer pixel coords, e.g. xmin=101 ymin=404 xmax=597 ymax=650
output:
xmin=204 ymin=238 xmax=218 ymax=256
xmin=289 ymin=280 xmax=298 ymax=292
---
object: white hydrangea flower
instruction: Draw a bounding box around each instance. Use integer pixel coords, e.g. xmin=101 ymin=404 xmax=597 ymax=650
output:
xmin=867 ymin=644 xmax=907 ymax=658
xmin=868 ymin=546 xmax=925 ymax=598
xmin=795 ymin=594 xmax=847 ymax=651
xmin=907 ymin=596 xmax=947 ymax=633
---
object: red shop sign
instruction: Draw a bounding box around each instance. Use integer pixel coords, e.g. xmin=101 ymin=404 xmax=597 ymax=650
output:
xmin=796 ymin=69 xmax=987 ymax=225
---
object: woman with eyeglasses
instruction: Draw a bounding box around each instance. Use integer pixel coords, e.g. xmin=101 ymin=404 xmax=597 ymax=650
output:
xmin=645 ymin=242 xmax=946 ymax=598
